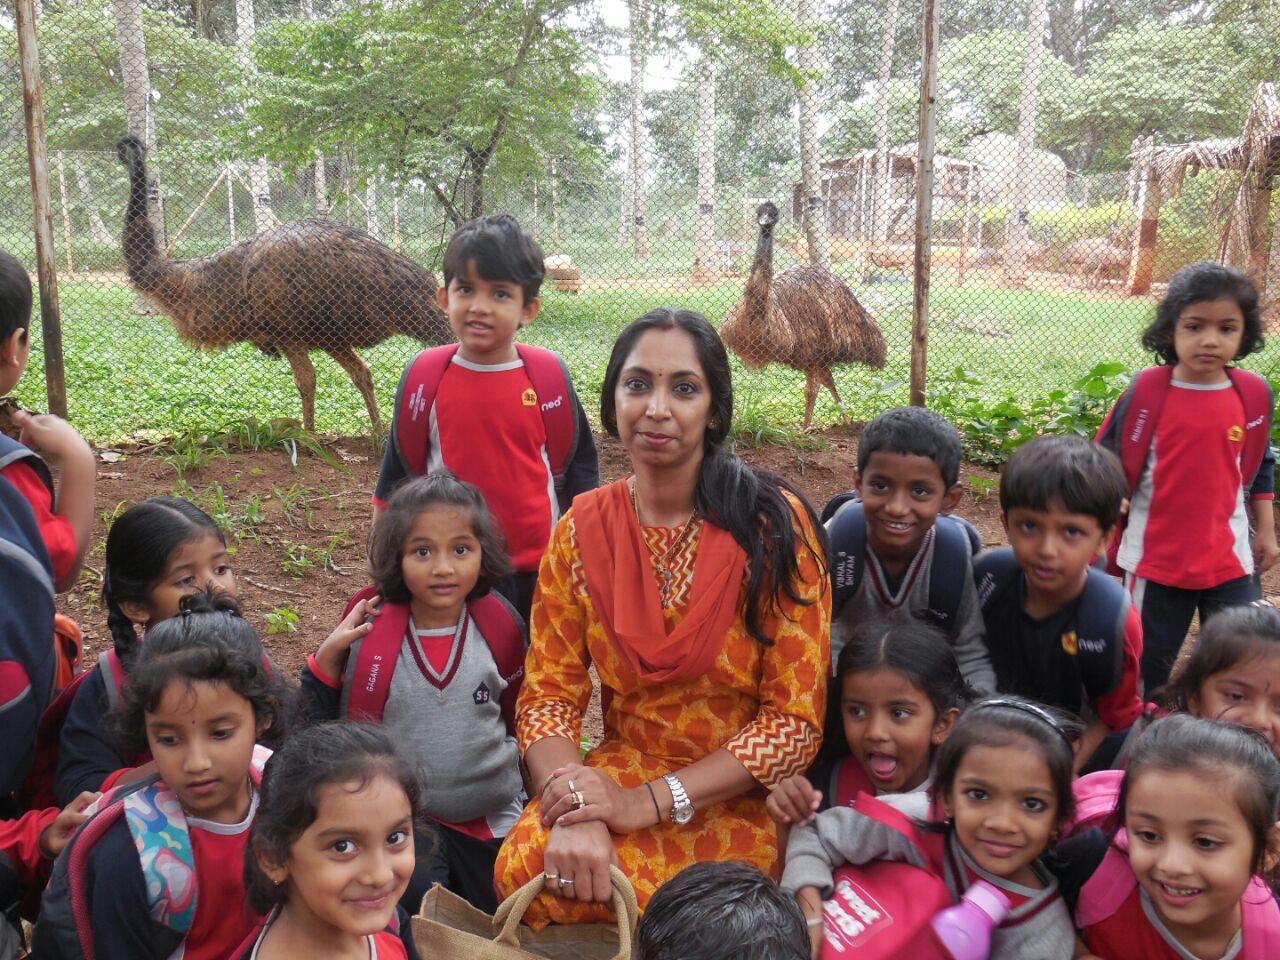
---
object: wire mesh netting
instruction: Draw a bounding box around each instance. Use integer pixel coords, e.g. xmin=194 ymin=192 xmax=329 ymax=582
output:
xmin=3 ymin=0 xmax=1279 ymax=443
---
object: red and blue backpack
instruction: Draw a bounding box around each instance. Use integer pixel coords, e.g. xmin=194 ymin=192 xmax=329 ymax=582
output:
xmin=390 ymin=343 xmax=582 ymax=500
xmin=33 ymin=745 xmax=271 ymax=960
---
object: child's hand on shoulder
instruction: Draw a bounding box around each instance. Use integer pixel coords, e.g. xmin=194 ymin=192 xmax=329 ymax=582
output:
xmin=39 ymin=791 xmax=100 ymax=859
xmin=314 ymin=595 xmax=381 ymax=680
xmin=766 ymin=774 xmax=822 ymax=826
xmin=1253 ymin=524 xmax=1280 ymax=574
xmin=14 ymin=410 xmax=92 ymax=464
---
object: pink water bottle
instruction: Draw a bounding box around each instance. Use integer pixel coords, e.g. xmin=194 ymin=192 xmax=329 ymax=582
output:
xmin=928 ymin=879 xmax=1012 ymax=960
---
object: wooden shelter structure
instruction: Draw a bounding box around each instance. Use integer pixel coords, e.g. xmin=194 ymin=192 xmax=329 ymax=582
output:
xmin=1128 ymin=82 xmax=1280 ymax=315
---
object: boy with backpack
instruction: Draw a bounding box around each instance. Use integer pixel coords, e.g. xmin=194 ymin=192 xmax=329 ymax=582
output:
xmin=973 ymin=435 xmax=1143 ymax=772
xmin=373 ymin=215 xmax=598 ymax=622
xmin=824 ymin=406 xmax=996 ymax=693
xmin=0 ymin=248 xmax=95 ymax=595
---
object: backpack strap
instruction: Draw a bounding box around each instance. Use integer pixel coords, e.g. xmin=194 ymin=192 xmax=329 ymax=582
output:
xmin=1114 ymin=367 xmax=1173 ymax=495
xmin=1067 ymin=769 xmax=1124 ymax=836
xmin=467 ymin=592 xmax=527 ymax=737
xmin=821 ymin=490 xmax=859 ymax=525
xmin=345 ymin=590 xmax=410 ymax=723
xmin=973 ymin=548 xmax=1022 ymax=615
xmin=514 ymin=344 xmax=577 ymax=489
xmin=851 ymin=793 xmax=947 ymax=876
xmin=1074 ymin=844 xmax=1137 ymax=929
xmin=830 ymin=755 xmax=876 ymax=809
xmin=1240 ymin=875 xmax=1280 ymax=957
xmin=66 ymin=785 xmax=139 ymax=960
xmin=924 ymin=515 xmax=982 ymax=632
xmin=827 ymin=498 xmax=868 ymax=618
xmin=0 ymin=435 xmax=52 ymax=497
xmin=1227 ymin=367 xmax=1274 ymax=492
xmin=392 ymin=345 xmax=460 ymax=476
xmin=1072 ymin=568 xmax=1130 ymax=702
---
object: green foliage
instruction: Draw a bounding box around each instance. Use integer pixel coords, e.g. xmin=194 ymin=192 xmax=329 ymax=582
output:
xmin=280 ymin=541 xmax=313 ymax=578
xmin=264 ymin=607 xmax=300 ymax=635
xmin=927 ymin=362 xmax=1130 ymax=466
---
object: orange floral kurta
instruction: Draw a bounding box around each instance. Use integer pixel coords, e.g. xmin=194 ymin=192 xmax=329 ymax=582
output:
xmin=494 ymin=494 xmax=830 ymax=927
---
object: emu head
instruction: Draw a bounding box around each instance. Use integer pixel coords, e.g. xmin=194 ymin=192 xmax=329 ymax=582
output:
xmin=116 ymin=134 xmax=146 ymax=170
xmin=756 ymin=202 xmax=780 ymax=230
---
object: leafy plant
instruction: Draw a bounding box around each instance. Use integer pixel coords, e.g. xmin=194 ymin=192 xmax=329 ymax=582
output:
xmin=273 ymin=484 xmax=316 ymax=529
xmin=213 ymin=417 xmax=343 ymax=469
xmin=280 ymin=542 xmax=313 ymax=578
xmin=264 ymin=607 xmax=300 ymax=635
xmin=316 ymin=532 xmax=351 ymax=574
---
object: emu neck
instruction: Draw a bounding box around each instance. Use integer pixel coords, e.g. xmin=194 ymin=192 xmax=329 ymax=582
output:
xmin=751 ymin=226 xmax=775 ymax=287
xmin=121 ymin=155 xmax=165 ymax=287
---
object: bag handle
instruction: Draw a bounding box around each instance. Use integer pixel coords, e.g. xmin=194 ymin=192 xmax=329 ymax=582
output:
xmin=492 ymin=865 xmax=638 ymax=959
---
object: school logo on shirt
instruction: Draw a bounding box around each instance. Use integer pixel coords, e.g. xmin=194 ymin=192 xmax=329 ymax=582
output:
xmin=522 ymin=388 xmax=538 ymax=407
xmin=1228 ymin=424 xmax=1244 ymax=441
xmin=473 ymin=682 xmax=491 ymax=704
xmin=1061 ymin=631 xmax=1079 ymax=656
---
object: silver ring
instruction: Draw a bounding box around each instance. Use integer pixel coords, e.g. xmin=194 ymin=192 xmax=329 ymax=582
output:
xmin=545 ymin=873 xmax=559 ymax=882
xmin=567 ymin=779 xmax=576 ymax=793
xmin=570 ymin=790 xmax=584 ymax=809
xmin=558 ymin=877 xmax=575 ymax=887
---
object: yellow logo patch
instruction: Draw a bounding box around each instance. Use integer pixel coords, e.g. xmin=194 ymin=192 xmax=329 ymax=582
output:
xmin=522 ymin=388 xmax=538 ymax=407
xmin=1061 ymin=631 xmax=1079 ymax=656
xmin=1228 ymin=424 xmax=1244 ymax=442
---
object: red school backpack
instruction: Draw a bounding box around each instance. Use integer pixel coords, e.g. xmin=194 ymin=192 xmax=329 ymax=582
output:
xmin=818 ymin=790 xmax=957 ymax=959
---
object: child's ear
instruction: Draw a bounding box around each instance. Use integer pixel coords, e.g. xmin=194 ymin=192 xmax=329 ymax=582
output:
xmin=941 ymin=482 xmax=964 ymax=513
xmin=257 ymin=847 xmax=289 ymax=887
xmin=999 ymin=511 xmax=1010 ymax=536
xmin=435 ymin=286 xmax=449 ymax=311
xmin=1262 ymin=820 xmax=1280 ymax=876
xmin=0 ymin=327 xmax=24 ymax=366
xmin=118 ymin=600 xmax=151 ymax=628
xmin=852 ymin=469 xmax=863 ymax=493
xmin=520 ymin=296 xmax=541 ymax=328
xmin=932 ymin=706 xmax=960 ymax=746
xmin=1097 ymin=525 xmax=1117 ymax=560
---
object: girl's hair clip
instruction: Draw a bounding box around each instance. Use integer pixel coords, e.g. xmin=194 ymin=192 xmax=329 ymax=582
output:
xmin=973 ymin=697 xmax=1074 ymax=751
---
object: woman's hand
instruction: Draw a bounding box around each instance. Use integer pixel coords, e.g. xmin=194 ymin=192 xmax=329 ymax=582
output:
xmin=313 ymin=595 xmax=381 ymax=680
xmin=766 ymin=774 xmax=822 ymax=826
xmin=540 ymin=766 xmax=656 ymax=834
xmin=542 ymin=818 xmax=617 ymax=903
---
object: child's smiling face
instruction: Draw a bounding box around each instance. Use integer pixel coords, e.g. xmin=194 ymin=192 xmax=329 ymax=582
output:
xmin=1124 ymin=768 xmax=1254 ymax=955
xmin=854 ymin=451 xmax=961 ymax=576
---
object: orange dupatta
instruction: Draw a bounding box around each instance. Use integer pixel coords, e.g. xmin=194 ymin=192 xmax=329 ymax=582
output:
xmin=573 ymin=478 xmax=748 ymax=684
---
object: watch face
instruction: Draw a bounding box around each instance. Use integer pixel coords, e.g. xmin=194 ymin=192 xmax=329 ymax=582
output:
xmin=672 ymin=804 xmax=695 ymax=825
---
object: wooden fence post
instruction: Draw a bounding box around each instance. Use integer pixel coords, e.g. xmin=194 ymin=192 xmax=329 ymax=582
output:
xmin=911 ymin=0 xmax=939 ymax=408
xmin=16 ymin=0 xmax=68 ymax=418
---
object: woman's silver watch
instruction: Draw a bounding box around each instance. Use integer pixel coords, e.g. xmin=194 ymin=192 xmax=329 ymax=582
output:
xmin=663 ymin=773 xmax=695 ymax=824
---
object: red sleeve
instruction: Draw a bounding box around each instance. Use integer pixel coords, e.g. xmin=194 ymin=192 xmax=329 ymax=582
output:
xmin=1093 ymin=604 xmax=1144 ymax=731
xmin=0 ymin=461 xmax=76 ymax=584
xmin=0 ymin=807 xmax=58 ymax=888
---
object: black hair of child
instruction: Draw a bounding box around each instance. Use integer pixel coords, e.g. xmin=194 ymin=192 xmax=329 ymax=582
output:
xmin=932 ymin=696 xmax=1083 ymax=832
xmin=103 ymin=496 xmax=229 ymax=668
xmin=1141 ymin=260 xmax=1263 ymax=366
xmin=1117 ymin=713 xmax=1280 ymax=873
xmin=600 ymin=307 xmax=827 ymax=647
xmin=244 ymin=722 xmax=423 ymax=916
xmin=999 ymin=435 xmax=1127 ymax=532
xmin=369 ymin=471 xmax=514 ymax=605
xmin=441 ymin=214 xmax=545 ymax=306
xmin=835 ymin=621 xmax=974 ymax=718
xmin=635 ymin=860 xmax=810 ymax=960
xmin=1164 ymin=604 xmax=1280 ymax=715
xmin=856 ymin=406 xmax=963 ymax=488
xmin=110 ymin=590 xmax=290 ymax=756
xmin=0 ymin=247 xmax=32 ymax=342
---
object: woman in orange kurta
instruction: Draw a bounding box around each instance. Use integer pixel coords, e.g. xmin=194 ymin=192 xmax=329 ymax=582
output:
xmin=494 ymin=308 xmax=830 ymax=928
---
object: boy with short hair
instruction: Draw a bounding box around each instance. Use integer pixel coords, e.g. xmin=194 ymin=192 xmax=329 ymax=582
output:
xmin=974 ymin=435 xmax=1143 ymax=771
xmin=373 ymin=216 xmax=598 ymax=620
xmin=826 ymin=406 xmax=996 ymax=693
xmin=0 ymin=248 xmax=95 ymax=592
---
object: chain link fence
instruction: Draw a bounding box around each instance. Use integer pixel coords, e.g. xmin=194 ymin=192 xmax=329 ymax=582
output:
xmin=3 ymin=0 xmax=1278 ymax=443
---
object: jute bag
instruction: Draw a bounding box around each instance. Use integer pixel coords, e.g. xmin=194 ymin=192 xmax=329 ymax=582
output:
xmin=412 ymin=866 xmax=638 ymax=959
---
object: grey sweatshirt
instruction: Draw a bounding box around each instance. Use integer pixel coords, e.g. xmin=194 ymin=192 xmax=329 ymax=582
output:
xmin=782 ymin=794 xmax=1076 ymax=960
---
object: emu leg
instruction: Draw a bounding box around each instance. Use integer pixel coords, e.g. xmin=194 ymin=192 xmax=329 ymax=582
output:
xmin=281 ymin=344 xmax=317 ymax=431
xmin=818 ymin=367 xmax=843 ymax=408
xmin=802 ymin=370 xmax=820 ymax=431
xmin=327 ymin=347 xmax=380 ymax=430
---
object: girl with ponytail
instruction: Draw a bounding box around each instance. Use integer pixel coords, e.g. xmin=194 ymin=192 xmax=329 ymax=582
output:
xmin=54 ymin=497 xmax=237 ymax=805
xmin=495 ymin=308 xmax=831 ymax=926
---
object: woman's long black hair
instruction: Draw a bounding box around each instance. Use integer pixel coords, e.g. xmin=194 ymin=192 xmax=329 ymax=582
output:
xmin=600 ymin=308 xmax=827 ymax=645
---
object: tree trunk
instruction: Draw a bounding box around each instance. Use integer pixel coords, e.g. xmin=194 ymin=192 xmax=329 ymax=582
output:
xmin=550 ymin=157 xmax=561 ymax=249
xmin=618 ymin=136 xmax=632 ymax=246
xmin=1002 ymin=0 xmax=1048 ymax=286
xmin=113 ymin=0 xmax=161 ymax=311
xmin=872 ymin=0 xmax=900 ymax=249
xmin=627 ymin=0 xmax=649 ymax=258
xmin=365 ymin=176 xmax=380 ymax=239
xmin=71 ymin=155 xmax=116 ymax=247
xmin=313 ymin=153 xmax=328 ymax=217
xmin=797 ymin=0 xmax=830 ymax=269
xmin=236 ymin=0 xmax=275 ymax=234
xmin=692 ymin=54 xmax=717 ymax=284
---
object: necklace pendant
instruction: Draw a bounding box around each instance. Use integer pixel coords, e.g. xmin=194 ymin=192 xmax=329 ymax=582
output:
xmin=663 ymin=570 xmax=673 ymax=582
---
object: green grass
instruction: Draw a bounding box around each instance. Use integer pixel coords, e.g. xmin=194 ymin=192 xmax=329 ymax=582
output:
xmin=13 ymin=272 xmax=1280 ymax=444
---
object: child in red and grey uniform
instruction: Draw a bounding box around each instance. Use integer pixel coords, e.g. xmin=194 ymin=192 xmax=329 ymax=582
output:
xmin=373 ymin=215 xmax=598 ymax=623
xmin=976 ymin=436 xmax=1143 ymax=772
xmin=304 ymin=473 xmax=525 ymax=914
xmin=1097 ymin=262 xmax=1277 ymax=693
xmin=239 ymin=723 xmax=421 ymax=960
xmin=0 ymin=248 xmax=95 ymax=593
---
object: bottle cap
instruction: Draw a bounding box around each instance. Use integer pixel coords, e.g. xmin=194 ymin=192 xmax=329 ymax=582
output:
xmin=963 ymin=879 xmax=1012 ymax=923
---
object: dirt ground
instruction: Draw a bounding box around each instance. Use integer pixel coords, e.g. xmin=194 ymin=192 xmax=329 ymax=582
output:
xmin=60 ymin=423 xmax=1280 ymax=684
